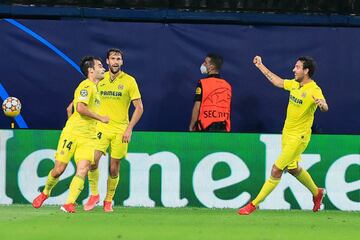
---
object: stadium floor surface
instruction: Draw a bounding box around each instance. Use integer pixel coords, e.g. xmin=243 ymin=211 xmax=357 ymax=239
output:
xmin=0 ymin=205 xmax=358 ymax=240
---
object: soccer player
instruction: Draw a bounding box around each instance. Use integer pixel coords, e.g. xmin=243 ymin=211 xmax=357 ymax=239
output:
xmin=32 ymin=56 xmax=109 ymax=213
xmin=83 ymin=48 xmax=143 ymax=212
xmin=238 ymin=56 xmax=329 ymax=215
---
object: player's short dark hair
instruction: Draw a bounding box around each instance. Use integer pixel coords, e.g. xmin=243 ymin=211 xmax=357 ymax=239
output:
xmin=80 ymin=56 xmax=102 ymax=77
xmin=297 ymin=56 xmax=316 ymax=78
xmin=207 ymin=53 xmax=223 ymax=71
xmin=106 ymin=48 xmax=124 ymax=59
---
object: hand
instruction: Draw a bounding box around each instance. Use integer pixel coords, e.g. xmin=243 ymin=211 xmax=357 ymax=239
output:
xmin=312 ymin=96 xmax=327 ymax=111
xmin=122 ymin=127 xmax=132 ymax=143
xmin=100 ymin=116 xmax=110 ymax=124
xmin=253 ymin=56 xmax=262 ymax=68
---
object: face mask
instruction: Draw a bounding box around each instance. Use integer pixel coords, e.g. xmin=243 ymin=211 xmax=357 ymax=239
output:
xmin=200 ymin=64 xmax=208 ymax=75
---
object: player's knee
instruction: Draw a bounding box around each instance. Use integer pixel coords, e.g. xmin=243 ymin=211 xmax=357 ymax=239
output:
xmin=77 ymin=165 xmax=90 ymax=178
xmin=53 ymin=165 xmax=66 ymax=177
xmin=288 ymin=167 xmax=301 ymax=176
xmin=51 ymin=169 xmax=62 ymax=178
xmin=90 ymin=164 xmax=98 ymax=171
xmin=109 ymin=166 xmax=119 ymax=176
xmin=271 ymin=165 xmax=283 ymax=178
xmin=109 ymin=163 xmax=119 ymax=176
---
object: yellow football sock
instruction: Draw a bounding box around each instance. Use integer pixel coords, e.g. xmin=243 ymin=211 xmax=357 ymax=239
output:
xmin=43 ymin=170 xmax=59 ymax=196
xmin=88 ymin=168 xmax=99 ymax=196
xmin=252 ymin=176 xmax=280 ymax=207
xmin=104 ymin=175 xmax=119 ymax=202
xmin=65 ymin=175 xmax=85 ymax=204
xmin=295 ymin=168 xmax=318 ymax=196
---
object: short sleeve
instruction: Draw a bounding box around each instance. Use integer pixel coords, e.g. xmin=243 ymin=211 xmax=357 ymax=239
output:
xmin=129 ymin=79 xmax=141 ymax=101
xmin=283 ymin=79 xmax=299 ymax=91
xmin=312 ymin=87 xmax=325 ymax=100
xmin=76 ymin=84 xmax=93 ymax=105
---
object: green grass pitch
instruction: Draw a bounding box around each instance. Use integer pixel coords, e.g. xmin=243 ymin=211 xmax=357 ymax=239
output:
xmin=0 ymin=205 xmax=358 ymax=240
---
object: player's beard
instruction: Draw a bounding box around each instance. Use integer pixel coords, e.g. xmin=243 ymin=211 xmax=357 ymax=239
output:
xmin=96 ymin=71 xmax=105 ymax=80
xmin=295 ymin=75 xmax=304 ymax=83
xmin=110 ymin=66 xmax=120 ymax=74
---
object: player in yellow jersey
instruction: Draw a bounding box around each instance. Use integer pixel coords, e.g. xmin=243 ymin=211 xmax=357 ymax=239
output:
xmin=83 ymin=48 xmax=144 ymax=212
xmin=238 ymin=56 xmax=329 ymax=215
xmin=32 ymin=56 xmax=109 ymax=213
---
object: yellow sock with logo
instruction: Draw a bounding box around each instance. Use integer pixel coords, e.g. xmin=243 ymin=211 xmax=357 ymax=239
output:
xmin=252 ymin=176 xmax=280 ymax=207
xmin=88 ymin=168 xmax=99 ymax=196
xmin=295 ymin=168 xmax=318 ymax=196
xmin=43 ymin=170 xmax=59 ymax=196
xmin=104 ymin=175 xmax=119 ymax=202
xmin=65 ymin=175 xmax=84 ymax=204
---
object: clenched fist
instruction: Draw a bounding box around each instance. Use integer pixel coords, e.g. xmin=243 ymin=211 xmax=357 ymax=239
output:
xmin=253 ymin=56 xmax=262 ymax=67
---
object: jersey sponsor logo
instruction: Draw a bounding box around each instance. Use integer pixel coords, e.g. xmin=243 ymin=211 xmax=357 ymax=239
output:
xmin=100 ymin=91 xmax=122 ymax=97
xmin=289 ymin=94 xmax=303 ymax=105
xmin=203 ymin=110 xmax=230 ymax=119
xmin=80 ymin=89 xmax=88 ymax=97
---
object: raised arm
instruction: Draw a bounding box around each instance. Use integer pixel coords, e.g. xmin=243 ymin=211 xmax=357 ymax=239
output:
xmin=253 ymin=56 xmax=284 ymax=88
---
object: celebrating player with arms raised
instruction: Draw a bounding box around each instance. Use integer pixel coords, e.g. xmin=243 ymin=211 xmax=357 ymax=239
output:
xmin=239 ymin=56 xmax=328 ymax=215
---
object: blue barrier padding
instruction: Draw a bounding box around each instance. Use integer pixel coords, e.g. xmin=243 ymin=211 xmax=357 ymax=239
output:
xmin=4 ymin=18 xmax=82 ymax=75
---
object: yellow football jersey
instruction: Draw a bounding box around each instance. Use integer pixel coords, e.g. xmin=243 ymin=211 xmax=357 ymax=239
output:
xmin=62 ymin=79 xmax=100 ymax=138
xmin=97 ymin=71 xmax=141 ymax=132
xmin=283 ymin=79 xmax=325 ymax=138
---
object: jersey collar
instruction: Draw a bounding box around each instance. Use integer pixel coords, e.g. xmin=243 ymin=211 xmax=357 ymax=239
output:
xmin=106 ymin=71 xmax=124 ymax=83
xmin=206 ymin=74 xmax=221 ymax=78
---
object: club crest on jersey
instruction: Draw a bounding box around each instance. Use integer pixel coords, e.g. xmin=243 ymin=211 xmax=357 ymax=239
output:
xmin=301 ymin=92 xmax=307 ymax=98
xmin=80 ymin=89 xmax=88 ymax=97
xmin=118 ymin=84 xmax=124 ymax=90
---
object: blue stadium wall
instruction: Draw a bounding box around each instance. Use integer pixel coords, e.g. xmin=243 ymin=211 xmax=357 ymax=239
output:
xmin=0 ymin=18 xmax=359 ymax=133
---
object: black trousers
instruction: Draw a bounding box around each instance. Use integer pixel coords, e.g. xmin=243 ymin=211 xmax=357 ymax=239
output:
xmin=197 ymin=121 xmax=227 ymax=132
